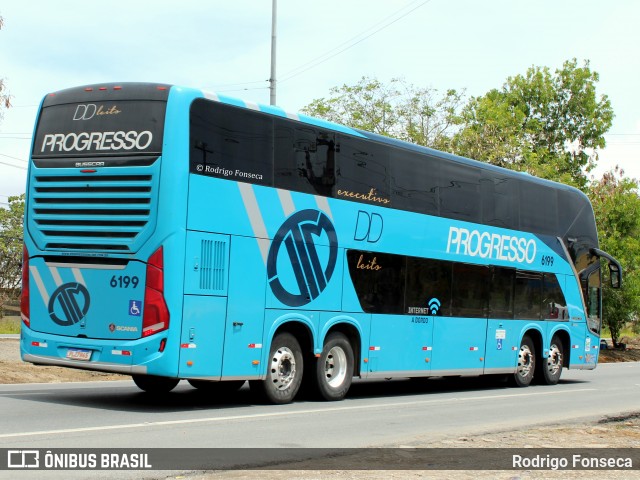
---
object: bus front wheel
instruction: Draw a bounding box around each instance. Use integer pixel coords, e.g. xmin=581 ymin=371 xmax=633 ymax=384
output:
xmin=132 ymin=374 xmax=179 ymax=393
xmin=511 ymin=335 xmax=535 ymax=387
xmin=314 ymin=332 xmax=354 ymax=401
xmin=250 ymin=333 xmax=303 ymax=404
xmin=539 ymin=335 xmax=564 ymax=385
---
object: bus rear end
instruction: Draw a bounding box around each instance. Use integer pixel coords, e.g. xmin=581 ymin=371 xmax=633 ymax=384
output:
xmin=20 ymin=84 xmax=180 ymax=381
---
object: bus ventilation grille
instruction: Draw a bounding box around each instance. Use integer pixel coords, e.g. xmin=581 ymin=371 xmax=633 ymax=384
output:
xmin=31 ymin=174 xmax=155 ymax=252
xmin=199 ymin=239 xmax=227 ymax=292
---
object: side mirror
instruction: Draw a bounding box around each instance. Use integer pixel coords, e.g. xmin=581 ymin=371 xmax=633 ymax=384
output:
xmin=609 ymin=263 xmax=621 ymax=289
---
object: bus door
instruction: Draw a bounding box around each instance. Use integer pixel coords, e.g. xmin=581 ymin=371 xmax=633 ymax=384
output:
xmin=430 ymin=264 xmax=489 ymax=375
xmin=179 ymin=232 xmax=230 ymax=378
xmin=484 ymin=268 xmax=518 ymax=373
xmin=220 ymin=235 xmax=267 ymax=379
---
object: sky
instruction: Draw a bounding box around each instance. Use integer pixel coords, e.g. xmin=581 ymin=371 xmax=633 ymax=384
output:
xmin=1 ymin=0 xmax=639 ymax=204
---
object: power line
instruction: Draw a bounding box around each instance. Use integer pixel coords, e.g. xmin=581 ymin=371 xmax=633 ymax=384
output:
xmin=216 ymin=86 xmax=269 ymax=94
xmin=280 ymin=0 xmax=433 ymax=84
xmin=0 ymin=160 xmax=27 ymax=170
xmin=0 ymin=153 xmax=28 ymax=163
xmin=202 ymin=80 xmax=268 ymax=90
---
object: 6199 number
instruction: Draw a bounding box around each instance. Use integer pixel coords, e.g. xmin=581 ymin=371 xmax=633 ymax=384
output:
xmin=541 ymin=255 xmax=554 ymax=267
xmin=110 ymin=275 xmax=139 ymax=288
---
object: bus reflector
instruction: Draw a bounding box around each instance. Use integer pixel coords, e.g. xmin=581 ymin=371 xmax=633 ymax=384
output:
xmin=112 ymin=350 xmax=131 ymax=356
xmin=20 ymin=245 xmax=30 ymax=328
xmin=142 ymin=247 xmax=169 ymax=337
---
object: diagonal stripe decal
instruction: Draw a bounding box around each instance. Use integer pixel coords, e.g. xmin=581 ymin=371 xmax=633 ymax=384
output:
xmin=237 ymin=182 xmax=271 ymax=265
xmin=277 ymin=189 xmax=295 ymax=217
xmin=315 ymin=195 xmax=333 ymax=221
xmin=30 ymin=266 xmax=49 ymax=306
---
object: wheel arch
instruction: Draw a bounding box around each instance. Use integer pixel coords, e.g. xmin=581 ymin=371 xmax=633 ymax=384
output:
xmin=270 ymin=319 xmax=315 ymax=365
xmin=322 ymin=320 xmax=362 ymax=377
xmin=521 ymin=327 xmax=543 ymax=363
xmin=548 ymin=326 xmax=571 ymax=368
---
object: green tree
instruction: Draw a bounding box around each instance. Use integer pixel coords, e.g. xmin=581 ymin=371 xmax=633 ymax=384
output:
xmin=451 ymin=59 xmax=613 ymax=189
xmin=302 ymin=77 xmax=464 ymax=150
xmin=589 ymin=168 xmax=640 ymax=347
xmin=0 ymin=195 xmax=25 ymax=317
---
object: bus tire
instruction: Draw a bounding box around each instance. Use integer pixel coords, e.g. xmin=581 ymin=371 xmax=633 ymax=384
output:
xmin=251 ymin=332 xmax=303 ymax=404
xmin=188 ymin=379 xmax=245 ymax=394
xmin=314 ymin=332 xmax=354 ymax=401
xmin=132 ymin=374 xmax=179 ymax=393
xmin=510 ymin=335 xmax=536 ymax=387
xmin=539 ymin=335 xmax=564 ymax=385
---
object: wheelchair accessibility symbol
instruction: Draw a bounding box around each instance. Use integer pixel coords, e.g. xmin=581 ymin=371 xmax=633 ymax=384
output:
xmin=129 ymin=300 xmax=142 ymax=317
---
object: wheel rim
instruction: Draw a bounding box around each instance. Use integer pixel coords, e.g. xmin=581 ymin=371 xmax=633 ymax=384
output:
xmin=546 ymin=343 xmax=563 ymax=376
xmin=269 ymin=346 xmax=297 ymax=391
xmin=517 ymin=344 xmax=534 ymax=380
xmin=324 ymin=346 xmax=348 ymax=388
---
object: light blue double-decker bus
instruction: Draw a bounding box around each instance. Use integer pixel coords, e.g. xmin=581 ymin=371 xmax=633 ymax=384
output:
xmin=20 ymin=83 xmax=621 ymax=403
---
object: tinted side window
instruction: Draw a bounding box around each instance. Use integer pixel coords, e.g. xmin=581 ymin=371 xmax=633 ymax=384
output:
xmin=274 ymin=120 xmax=336 ymax=196
xmin=451 ymin=263 xmax=489 ymax=318
xmin=439 ymin=162 xmax=481 ymax=223
xmin=190 ymin=99 xmax=273 ymax=186
xmin=390 ymin=150 xmax=440 ymax=215
xmin=346 ymin=250 xmax=405 ymax=314
xmin=514 ymin=271 xmax=542 ymax=320
xmin=405 ymin=257 xmax=452 ymax=316
xmin=543 ymin=274 xmax=568 ymax=320
xmin=520 ymin=182 xmax=558 ymax=236
xmin=481 ymin=170 xmax=519 ymax=230
xmin=336 ymin=136 xmax=391 ymax=207
xmin=489 ymin=267 xmax=515 ymax=319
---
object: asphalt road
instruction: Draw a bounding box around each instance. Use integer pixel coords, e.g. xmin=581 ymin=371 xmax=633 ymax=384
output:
xmin=0 ymin=362 xmax=638 ymax=477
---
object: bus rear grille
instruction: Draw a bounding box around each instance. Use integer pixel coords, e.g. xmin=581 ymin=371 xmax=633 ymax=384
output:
xmin=31 ymin=174 xmax=155 ymax=252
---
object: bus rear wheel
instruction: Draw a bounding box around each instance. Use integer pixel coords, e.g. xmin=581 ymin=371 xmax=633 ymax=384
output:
xmin=132 ymin=374 xmax=179 ymax=393
xmin=250 ymin=333 xmax=303 ymax=404
xmin=510 ymin=335 xmax=535 ymax=387
xmin=313 ymin=332 xmax=354 ymax=401
xmin=539 ymin=335 xmax=564 ymax=385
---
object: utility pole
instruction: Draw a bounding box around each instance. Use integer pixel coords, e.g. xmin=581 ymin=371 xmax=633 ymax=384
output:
xmin=269 ymin=0 xmax=277 ymax=105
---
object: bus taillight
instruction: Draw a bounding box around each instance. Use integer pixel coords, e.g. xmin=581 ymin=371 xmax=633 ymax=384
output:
xmin=20 ymin=245 xmax=30 ymax=328
xmin=142 ymin=247 xmax=169 ymax=337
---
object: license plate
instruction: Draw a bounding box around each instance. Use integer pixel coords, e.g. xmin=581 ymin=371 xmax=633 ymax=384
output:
xmin=66 ymin=348 xmax=92 ymax=361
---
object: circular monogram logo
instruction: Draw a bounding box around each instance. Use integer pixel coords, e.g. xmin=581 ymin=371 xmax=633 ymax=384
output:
xmin=267 ymin=209 xmax=338 ymax=307
xmin=48 ymin=282 xmax=91 ymax=326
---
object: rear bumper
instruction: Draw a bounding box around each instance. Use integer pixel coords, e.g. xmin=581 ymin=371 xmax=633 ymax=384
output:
xmin=20 ymin=324 xmax=176 ymax=377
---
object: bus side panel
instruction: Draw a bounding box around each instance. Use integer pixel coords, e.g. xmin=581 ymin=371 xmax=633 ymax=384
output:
xmin=221 ymin=235 xmax=267 ymax=379
xmin=430 ymin=317 xmax=487 ymax=375
xmin=179 ymin=295 xmax=226 ymax=379
xmin=367 ymin=314 xmax=432 ymax=376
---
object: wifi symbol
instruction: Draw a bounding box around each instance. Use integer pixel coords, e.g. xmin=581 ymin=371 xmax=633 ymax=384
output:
xmin=428 ymin=298 xmax=441 ymax=315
